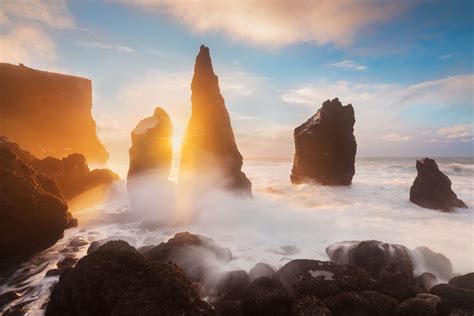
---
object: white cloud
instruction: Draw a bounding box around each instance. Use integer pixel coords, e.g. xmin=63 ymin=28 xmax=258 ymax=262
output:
xmin=118 ymin=0 xmax=408 ymax=47
xmin=329 ymin=60 xmax=367 ymax=71
xmin=439 ymin=53 xmax=454 ymax=60
xmin=76 ymin=41 xmax=135 ymax=54
xmin=380 ymin=133 xmax=413 ymax=142
xmin=437 ymin=124 xmax=473 ymax=142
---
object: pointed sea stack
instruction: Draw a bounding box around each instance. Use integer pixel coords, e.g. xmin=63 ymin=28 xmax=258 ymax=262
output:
xmin=291 ymin=98 xmax=357 ymax=185
xmin=128 ymin=107 xmax=173 ymax=180
xmin=179 ymin=45 xmax=251 ymax=195
xmin=410 ymin=158 xmax=467 ymax=212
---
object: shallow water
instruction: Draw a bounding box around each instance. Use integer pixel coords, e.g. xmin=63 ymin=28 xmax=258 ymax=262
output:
xmin=1 ymin=157 xmax=473 ymax=315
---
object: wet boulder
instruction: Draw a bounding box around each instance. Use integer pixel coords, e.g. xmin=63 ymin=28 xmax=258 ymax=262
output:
xmin=291 ymin=98 xmax=357 ymax=186
xmin=411 ymin=246 xmax=453 ymax=281
xmin=416 ymin=273 xmax=438 ymax=292
xmin=248 ymin=262 xmax=276 ymax=282
xmin=292 ymin=295 xmax=332 ymax=316
xmin=46 ymin=240 xmax=212 ymax=315
xmin=410 ymin=158 xmax=467 ymax=212
xmin=217 ymin=270 xmax=250 ymax=300
xmin=449 ymin=273 xmax=474 ymax=290
xmin=393 ymin=295 xmax=444 ymax=316
xmin=373 ymin=263 xmax=417 ymax=300
xmin=241 ymin=277 xmax=292 ymax=316
xmin=430 ymin=283 xmax=474 ymax=308
xmin=323 ymin=291 xmax=398 ymax=316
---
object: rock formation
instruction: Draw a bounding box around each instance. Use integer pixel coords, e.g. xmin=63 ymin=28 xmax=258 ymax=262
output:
xmin=179 ymin=45 xmax=251 ymax=195
xmin=127 ymin=107 xmax=173 ymax=180
xmin=291 ymin=98 xmax=357 ymax=185
xmin=410 ymin=158 xmax=467 ymax=212
xmin=0 ymin=136 xmax=118 ymax=200
xmin=46 ymin=241 xmax=212 ymax=315
xmin=0 ymin=63 xmax=109 ymax=163
xmin=0 ymin=148 xmax=76 ymax=271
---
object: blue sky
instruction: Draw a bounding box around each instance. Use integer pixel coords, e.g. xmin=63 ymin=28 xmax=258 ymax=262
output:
xmin=1 ymin=0 xmax=473 ymax=164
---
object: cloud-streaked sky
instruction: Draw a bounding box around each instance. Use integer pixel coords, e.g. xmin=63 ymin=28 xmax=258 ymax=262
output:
xmin=1 ymin=0 xmax=473 ymax=164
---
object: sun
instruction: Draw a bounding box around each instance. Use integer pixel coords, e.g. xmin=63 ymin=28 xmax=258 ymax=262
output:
xmin=172 ymin=129 xmax=183 ymax=152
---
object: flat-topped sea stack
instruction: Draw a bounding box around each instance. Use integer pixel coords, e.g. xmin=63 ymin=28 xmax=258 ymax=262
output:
xmin=128 ymin=107 xmax=173 ymax=180
xmin=291 ymin=98 xmax=357 ymax=185
xmin=410 ymin=158 xmax=467 ymax=212
xmin=0 ymin=63 xmax=109 ymax=163
xmin=179 ymin=45 xmax=251 ymax=195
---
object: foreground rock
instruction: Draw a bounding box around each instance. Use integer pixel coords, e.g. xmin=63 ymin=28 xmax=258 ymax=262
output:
xmin=448 ymin=273 xmax=474 ymax=290
xmin=430 ymin=283 xmax=474 ymax=308
xmin=179 ymin=45 xmax=251 ymax=195
xmin=46 ymin=241 xmax=212 ymax=315
xmin=0 ymin=63 xmax=109 ymax=163
xmin=127 ymin=107 xmax=173 ymax=180
xmin=291 ymin=98 xmax=357 ymax=185
xmin=410 ymin=158 xmax=467 ymax=212
xmin=0 ymin=136 xmax=118 ymax=200
xmin=0 ymin=148 xmax=76 ymax=271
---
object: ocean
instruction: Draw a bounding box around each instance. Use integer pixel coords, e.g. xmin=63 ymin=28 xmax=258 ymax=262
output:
xmin=1 ymin=157 xmax=473 ymax=314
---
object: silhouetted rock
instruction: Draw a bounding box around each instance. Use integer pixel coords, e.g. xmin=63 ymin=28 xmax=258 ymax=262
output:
xmin=0 ymin=63 xmax=108 ymax=163
xmin=248 ymin=262 xmax=276 ymax=282
xmin=0 ymin=148 xmax=76 ymax=271
xmin=128 ymin=107 xmax=173 ymax=180
xmin=0 ymin=291 xmax=20 ymax=309
xmin=0 ymin=136 xmax=118 ymax=200
xmin=217 ymin=270 xmax=250 ymax=299
xmin=276 ymin=259 xmax=370 ymax=297
xmin=410 ymin=158 xmax=467 ymax=212
xmin=241 ymin=277 xmax=292 ymax=316
xmin=449 ymin=273 xmax=474 ymax=290
xmin=411 ymin=246 xmax=453 ymax=281
xmin=430 ymin=283 xmax=474 ymax=308
xmin=373 ymin=263 xmax=417 ymax=300
xmin=46 ymin=241 xmax=212 ymax=315
xmin=179 ymin=45 xmax=251 ymax=195
xmin=292 ymin=295 xmax=332 ymax=316
xmin=324 ymin=291 xmax=397 ymax=316
xmin=291 ymin=98 xmax=356 ymax=185
xmin=416 ymin=273 xmax=438 ymax=291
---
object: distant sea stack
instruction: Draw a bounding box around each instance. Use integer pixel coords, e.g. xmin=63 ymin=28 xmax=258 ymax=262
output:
xmin=128 ymin=107 xmax=173 ymax=180
xmin=0 ymin=63 xmax=109 ymax=163
xmin=410 ymin=158 xmax=467 ymax=212
xmin=179 ymin=45 xmax=251 ymax=195
xmin=291 ymin=98 xmax=357 ymax=185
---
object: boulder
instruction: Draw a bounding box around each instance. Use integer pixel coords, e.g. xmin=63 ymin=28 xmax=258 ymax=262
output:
xmin=292 ymin=295 xmax=332 ymax=316
xmin=410 ymin=158 xmax=467 ymax=212
xmin=393 ymin=296 xmax=443 ymax=316
xmin=179 ymin=45 xmax=251 ymax=195
xmin=217 ymin=270 xmax=250 ymax=300
xmin=0 ymin=63 xmax=108 ymax=163
xmin=291 ymin=98 xmax=356 ymax=185
xmin=241 ymin=277 xmax=292 ymax=316
xmin=411 ymin=246 xmax=453 ymax=281
xmin=276 ymin=259 xmax=370 ymax=297
xmin=323 ymin=291 xmax=398 ymax=316
xmin=0 ymin=136 xmax=118 ymax=200
xmin=248 ymin=262 xmax=276 ymax=282
xmin=448 ymin=273 xmax=474 ymax=290
xmin=373 ymin=263 xmax=417 ymax=300
xmin=416 ymin=273 xmax=438 ymax=292
xmin=127 ymin=107 xmax=173 ymax=180
xmin=0 ymin=148 xmax=76 ymax=271
xmin=46 ymin=241 xmax=212 ymax=315
xmin=430 ymin=283 xmax=474 ymax=308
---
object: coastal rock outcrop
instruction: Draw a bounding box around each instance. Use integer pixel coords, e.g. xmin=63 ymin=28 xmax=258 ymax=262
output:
xmin=410 ymin=158 xmax=467 ymax=212
xmin=291 ymin=98 xmax=357 ymax=185
xmin=128 ymin=107 xmax=173 ymax=180
xmin=0 ymin=136 xmax=118 ymax=200
xmin=0 ymin=63 xmax=108 ymax=163
xmin=46 ymin=241 xmax=212 ymax=315
xmin=0 ymin=148 xmax=76 ymax=271
xmin=179 ymin=45 xmax=251 ymax=195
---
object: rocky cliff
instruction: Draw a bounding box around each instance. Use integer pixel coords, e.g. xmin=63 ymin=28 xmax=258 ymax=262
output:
xmin=0 ymin=63 xmax=109 ymax=163
xmin=179 ymin=45 xmax=251 ymax=195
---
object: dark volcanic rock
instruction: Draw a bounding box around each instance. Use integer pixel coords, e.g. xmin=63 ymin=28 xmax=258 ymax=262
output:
xmin=46 ymin=240 xmax=212 ymax=315
xmin=373 ymin=263 xmax=417 ymax=300
xmin=248 ymin=262 xmax=276 ymax=282
xmin=324 ymin=291 xmax=398 ymax=316
xmin=0 ymin=63 xmax=108 ymax=163
xmin=217 ymin=270 xmax=250 ymax=299
xmin=430 ymin=283 xmax=474 ymax=308
xmin=449 ymin=273 xmax=474 ymax=290
xmin=127 ymin=107 xmax=173 ymax=180
xmin=179 ymin=45 xmax=251 ymax=195
xmin=241 ymin=277 xmax=292 ymax=316
xmin=0 ymin=148 xmax=76 ymax=270
xmin=0 ymin=136 xmax=118 ymax=200
xmin=326 ymin=240 xmax=413 ymax=280
xmin=393 ymin=296 xmax=442 ymax=316
xmin=290 ymin=98 xmax=357 ymax=186
xmin=276 ymin=259 xmax=370 ymax=297
xmin=410 ymin=158 xmax=467 ymax=212
xmin=0 ymin=291 xmax=20 ymax=309
xmin=292 ymin=295 xmax=332 ymax=316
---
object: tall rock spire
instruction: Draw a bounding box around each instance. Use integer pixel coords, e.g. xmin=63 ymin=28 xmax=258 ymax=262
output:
xmin=179 ymin=45 xmax=251 ymax=195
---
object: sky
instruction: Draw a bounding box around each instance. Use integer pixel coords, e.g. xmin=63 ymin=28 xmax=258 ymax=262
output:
xmin=1 ymin=0 xmax=473 ymax=165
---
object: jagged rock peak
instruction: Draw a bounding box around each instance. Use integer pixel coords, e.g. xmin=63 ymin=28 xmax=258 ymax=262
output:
xmin=194 ymin=45 xmax=214 ymax=76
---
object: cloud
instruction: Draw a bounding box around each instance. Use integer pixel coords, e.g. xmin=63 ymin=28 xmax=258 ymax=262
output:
xmin=76 ymin=41 xmax=135 ymax=54
xmin=437 ymin=124 xmax=473 ymax=142
xmin=329 ymin=60 xmax=367 ymax=71
xmin=439 ymin=53 xmax=454 ymax=60
xmin=118 ymin=0 xmax=408 ymax=47
xmin=380 ymin=133 xmax=413 ymax=142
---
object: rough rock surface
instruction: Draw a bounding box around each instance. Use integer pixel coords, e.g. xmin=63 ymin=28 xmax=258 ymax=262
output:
xmin=248 ymin=262 xmax=276 ymax=282
xmin=0 ymin=148 xmax=76 ymax=270
xmin=292 ymin=295 xmax=332 ymax=316
xmin=430 ymin=283 xmax=474 ymax=308
xmin=324 ymin=291 xmax=398 ymax=316
xmin=0 ymin=136 xmax=118 ymax=200
xmin=0 ymin=63 xmax=108 ymax=163
xmin=179 ymin=45 xmax=251 ymax=195
xmin=410 ymin=158 xmax=467 ymax=212
xmin=448 ymin=273 xmax=474 ymax=290
xmin=241 ymin=277 xmax=292 ymax=316
xmin=46 ymin=241 xmax=212 ymax=315
xmin=291 ymin=98 xmax=357 ymax=185
xmin=128 ymin=107 xmax=173 ymax=180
